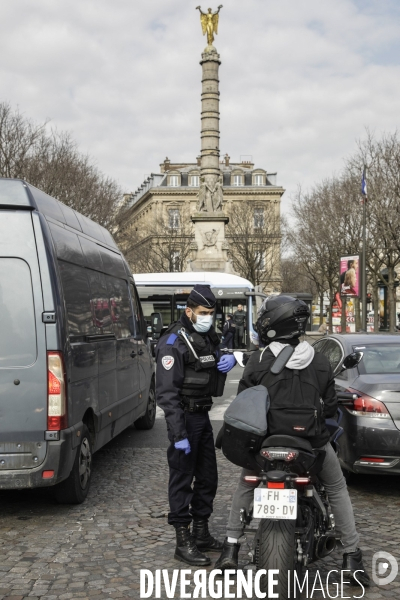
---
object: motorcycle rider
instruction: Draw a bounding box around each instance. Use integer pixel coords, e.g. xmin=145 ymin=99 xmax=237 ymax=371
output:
xmin=215 ymin=295 xmax=370 ymax=588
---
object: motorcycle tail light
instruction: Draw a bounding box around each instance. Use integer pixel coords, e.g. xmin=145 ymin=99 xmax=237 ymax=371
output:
xmin=360 ymin=457 xmax=385 ymax=463
xmin=260 ymin=449 xmax=299 ymax=461
xmin=244 ymin=476 xmax=261 ymax=483
xmin=347 ymin=388 xmax=390 ymax=419
xmin=267 ymin=482 xmax=285 ymax=489
xmin=294 ymin=477 xmax=310 ymax=484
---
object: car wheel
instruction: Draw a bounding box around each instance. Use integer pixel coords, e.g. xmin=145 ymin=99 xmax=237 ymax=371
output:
xmin=134 ymin=379 xmax=156 ymax=430
xmin=53 ymin=424 xmax=92 ymax=504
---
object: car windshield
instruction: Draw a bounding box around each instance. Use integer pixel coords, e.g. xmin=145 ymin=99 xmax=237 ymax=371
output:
xmin=354 ymin=344 xmax=400 ymax=374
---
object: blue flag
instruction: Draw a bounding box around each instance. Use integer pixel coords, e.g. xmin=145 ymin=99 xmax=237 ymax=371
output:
xmin=361 ymin=166 xmax=367 ymax=197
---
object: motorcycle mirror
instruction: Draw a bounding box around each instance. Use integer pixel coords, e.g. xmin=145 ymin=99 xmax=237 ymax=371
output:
xmin=340 ymin=351 xmax=363 ymax=371
xmin=233 ymin=351 xmax=245 ymax=368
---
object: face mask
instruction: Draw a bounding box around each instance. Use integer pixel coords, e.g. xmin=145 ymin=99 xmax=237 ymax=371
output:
xmin=190 ymin=310 xmax=213 ymax=333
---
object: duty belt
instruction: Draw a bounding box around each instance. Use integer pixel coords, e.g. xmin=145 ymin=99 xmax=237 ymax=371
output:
xmin=180 ymin=396 xmax=213 ymax=413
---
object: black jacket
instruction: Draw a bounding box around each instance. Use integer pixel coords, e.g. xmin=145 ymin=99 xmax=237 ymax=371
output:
xmin=238 ymin=348 xmax=337 ymax=448
xmin=222 ymin=320 xmax=234 ymax=336
xmin=155 ymin=314 xmax=222 ymax=443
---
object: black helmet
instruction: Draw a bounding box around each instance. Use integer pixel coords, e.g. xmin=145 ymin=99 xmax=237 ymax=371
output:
xmin=256 ymin=295 xmax=310 ymax=343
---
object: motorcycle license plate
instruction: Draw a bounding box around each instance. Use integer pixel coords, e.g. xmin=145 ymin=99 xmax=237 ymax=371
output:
xmin=254 ymin=488 xmax=297 ymax=520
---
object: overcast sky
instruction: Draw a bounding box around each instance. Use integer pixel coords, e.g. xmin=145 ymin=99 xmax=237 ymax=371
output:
xmin=1 ymin=0 xmax=399 ymax=212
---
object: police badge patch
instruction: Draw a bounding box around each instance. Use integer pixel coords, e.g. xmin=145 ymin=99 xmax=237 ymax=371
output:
xmin=162 ymin=356 xmax=175 ymax=370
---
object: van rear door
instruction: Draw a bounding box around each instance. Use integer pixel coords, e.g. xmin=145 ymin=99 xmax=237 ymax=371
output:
xmin=0 ymin=210 xmax=48 ymax=472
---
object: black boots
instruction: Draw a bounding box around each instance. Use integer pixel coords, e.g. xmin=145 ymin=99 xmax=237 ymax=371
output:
xmin=174 ymin=525 xmax=211 ymax=566
xmin=214 ymin=538 xmax=240 ymax=570
xmin=342 ymin=548 xmax=371 ymax=587
xmin=192 ymin=519 xmax=224 ymax=552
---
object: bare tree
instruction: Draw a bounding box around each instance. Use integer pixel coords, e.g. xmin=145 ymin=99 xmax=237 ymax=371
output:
xmin=0 ymin=102 xmax=121 ymax=230
xmin=226 ymin=200 xmax=282 ymax=289
xmin=119 ymin=205 xmax=194 ymax=274
xmin=346 ymin=130 xmax=400 ymax=332
xmin=288 ymin=176 xmax=364 ymax=330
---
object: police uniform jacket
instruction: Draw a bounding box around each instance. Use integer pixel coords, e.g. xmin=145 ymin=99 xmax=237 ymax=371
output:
xmin=156 ymin=313 xmax=223 ymax=443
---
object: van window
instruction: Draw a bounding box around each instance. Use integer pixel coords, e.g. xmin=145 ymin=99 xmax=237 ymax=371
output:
xmin=0 ymin=258 xmax=37 ymax=367
xmin=99 ymin=246 xmax=127 ymax=279
xmin=49 ymin=222 xmax=85 ymax=266
xmin=105 ymin=275 xmax=132 ymax=339
xmin=87 ymin=271 xmax=113 ymax=333
xmin=58 ymin=261 xmax=94 ymax=337
xmin=130 ymin=282 xmax=142 ymax=336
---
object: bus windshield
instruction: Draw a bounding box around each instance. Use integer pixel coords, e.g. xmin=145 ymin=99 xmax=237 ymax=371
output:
xmin=134 ymin=274 xmax=259 ymax=350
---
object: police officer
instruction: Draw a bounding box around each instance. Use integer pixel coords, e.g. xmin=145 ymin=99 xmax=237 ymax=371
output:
xmin=233 ymin=304 xmax=246 ymax=348
xmin=156 ymin=285 xmax=236 ymax=566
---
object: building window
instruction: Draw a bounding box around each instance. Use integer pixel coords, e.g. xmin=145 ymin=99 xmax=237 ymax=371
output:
xmin=254 ymin=208 xmax=264 ymax=228
xmin=254 ymin=174 xmax=264 ymax=186
xmin=169 ymin=175 xmax=179 ymax=187
xmin=171 ymin=251 xmax=180 ymax=272
xmin=169 ymin=209 xmax=180 ymax=229
xmin=233 ymin=174 xmax=243 ymax=186
xmin=190 ymin=175 xmax=199 ymax=187
xmin=255 ymin=251 xmax=266 ymax=269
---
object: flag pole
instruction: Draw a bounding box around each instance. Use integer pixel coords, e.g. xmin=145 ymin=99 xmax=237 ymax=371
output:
xmin=361 ymin=166 xmax=367 ymax=331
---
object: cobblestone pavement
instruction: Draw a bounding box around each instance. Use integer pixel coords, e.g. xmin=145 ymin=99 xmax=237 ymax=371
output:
xmin=1 ymin=437 xmax=400 ymax=600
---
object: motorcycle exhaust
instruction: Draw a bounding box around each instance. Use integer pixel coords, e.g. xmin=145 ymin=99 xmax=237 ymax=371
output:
xmin=315 ymin=533 xmax=336 ymax=558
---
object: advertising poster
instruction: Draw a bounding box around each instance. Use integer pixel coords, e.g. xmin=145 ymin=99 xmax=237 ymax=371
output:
xmin=340 ymin=255 xmax=360 ymax=296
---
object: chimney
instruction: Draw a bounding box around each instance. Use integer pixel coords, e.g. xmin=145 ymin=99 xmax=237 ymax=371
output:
xmin=196 ymin=155 xmax=201 ymax=167
xmin=224 ymin=153 xmax=230 ymax=167
xmin=164 ymin=157 xmax=171 ymax=171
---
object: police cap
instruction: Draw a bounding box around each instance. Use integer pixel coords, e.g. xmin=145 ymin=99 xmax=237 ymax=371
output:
xmin=188 ymin=284 xmax=216 ymax=308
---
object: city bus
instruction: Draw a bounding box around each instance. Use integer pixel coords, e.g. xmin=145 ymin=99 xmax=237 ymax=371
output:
xmin=134 ymin=272 xmax=261 ymax=349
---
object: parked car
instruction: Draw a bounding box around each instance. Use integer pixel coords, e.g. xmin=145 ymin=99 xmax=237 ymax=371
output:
xmin=312 ymin=333 xmax=400 ymax=477
xmin=0 ymin=178 xmax=155 ymax=503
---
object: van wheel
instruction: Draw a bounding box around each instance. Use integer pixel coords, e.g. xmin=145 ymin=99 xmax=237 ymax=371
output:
xmin=53 ymin=425 xmax=92 ymax=504
xmin=134 ymin=380 xmax=156 ymax=430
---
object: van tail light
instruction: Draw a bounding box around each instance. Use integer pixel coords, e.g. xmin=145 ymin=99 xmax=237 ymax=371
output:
xmin=47 ymin=352 xmax=67 ymax=430
xmin=346 ymin=388 xmax=390 ymax=419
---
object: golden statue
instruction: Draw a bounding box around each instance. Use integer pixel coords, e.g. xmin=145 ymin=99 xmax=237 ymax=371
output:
xmin=196 ymin=5 xmax=223 ymax=46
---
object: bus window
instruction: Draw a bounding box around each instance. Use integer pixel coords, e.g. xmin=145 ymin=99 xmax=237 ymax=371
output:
xmin=140 ymin=296 xmax=173 ymax=328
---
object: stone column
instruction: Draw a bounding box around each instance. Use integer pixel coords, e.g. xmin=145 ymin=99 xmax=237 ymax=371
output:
xmin=188 ymin=45 xmax=236 ymax=273
xmin=200 ymin=47 xmax=221 ymax=197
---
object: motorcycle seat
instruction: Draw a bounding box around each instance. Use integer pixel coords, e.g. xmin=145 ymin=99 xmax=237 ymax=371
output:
xmin=262 ymin=435 xmax=313 ymax=453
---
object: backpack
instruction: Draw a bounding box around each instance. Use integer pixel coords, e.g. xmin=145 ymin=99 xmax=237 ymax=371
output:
xmin=216 ymin=386 xmax=269 ymax=469
xmin=260 ymin=349 xmax=324 ymax=439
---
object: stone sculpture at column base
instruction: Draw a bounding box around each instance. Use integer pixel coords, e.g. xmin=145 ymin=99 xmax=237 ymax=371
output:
xmin=186 ymin=213 xmax=235 ymax=273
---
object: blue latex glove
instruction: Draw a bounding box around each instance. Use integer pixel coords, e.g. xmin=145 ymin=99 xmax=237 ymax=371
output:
xmin=217 ymin=354 xmax=236 ymax=373
xmin=174 ymin=438 xmax=191 ymax=454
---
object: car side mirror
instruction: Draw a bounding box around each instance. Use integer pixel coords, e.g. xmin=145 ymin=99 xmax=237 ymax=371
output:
xmin=340 ymin=352 xmax=363 ymax=372
xmin=151 ymin=312 xmax=163 ymax=339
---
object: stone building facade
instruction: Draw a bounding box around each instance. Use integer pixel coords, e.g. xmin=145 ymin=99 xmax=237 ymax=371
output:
xmin=117 ymin=155 xmax=284 ymax=293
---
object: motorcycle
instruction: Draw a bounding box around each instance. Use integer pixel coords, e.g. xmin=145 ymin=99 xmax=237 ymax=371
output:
xmin=230 ymin=351 xmax=363 ymax=599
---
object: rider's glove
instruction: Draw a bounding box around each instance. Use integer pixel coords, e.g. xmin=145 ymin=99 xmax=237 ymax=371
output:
xmin=174 ymin=438 xmax=191 ymax=454
xmin=217 ymin=354 xmax=236 ymax=373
